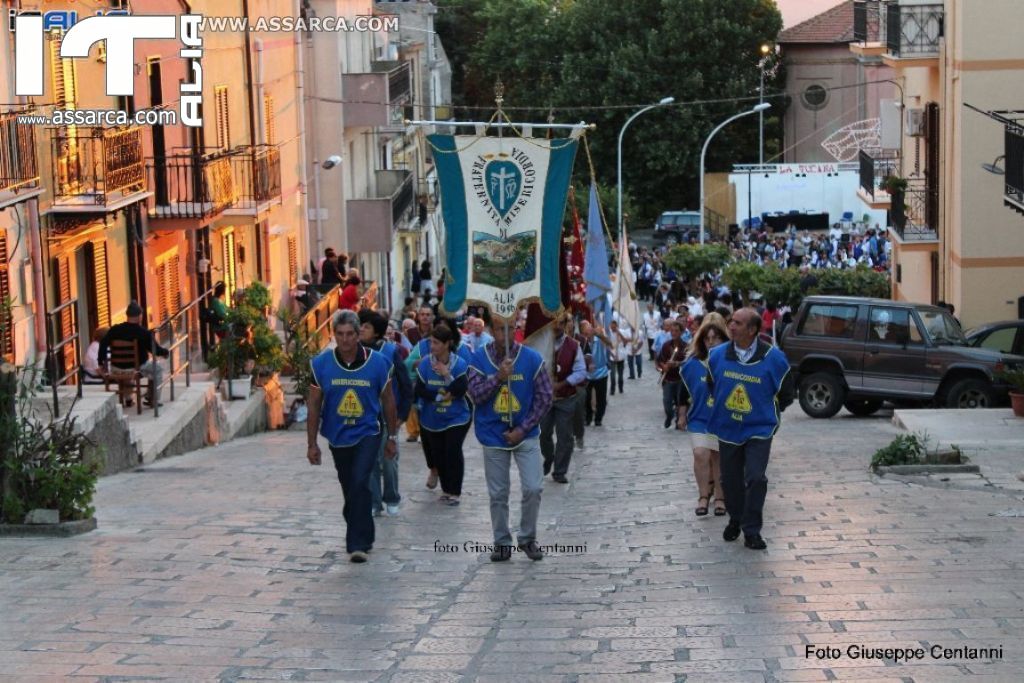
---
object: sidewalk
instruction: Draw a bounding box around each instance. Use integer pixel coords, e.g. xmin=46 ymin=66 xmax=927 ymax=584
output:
xmin=893 ymin=408 xmax=1024 ymax=493
xmin=1 ymin=373 xmax=1022 ymax=680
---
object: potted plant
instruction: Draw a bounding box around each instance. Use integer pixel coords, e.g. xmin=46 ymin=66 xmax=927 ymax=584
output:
xmin=208 ymin=283 xmax=285 ymax=400
xmin=882 ymin=176 xmax=908 ymax=231
xmin=998 ymin=366 xmax=1024 ymax=418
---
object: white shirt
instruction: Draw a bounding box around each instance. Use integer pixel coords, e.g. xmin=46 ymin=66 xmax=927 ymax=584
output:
xmin=609 ymin=327 xmax=631 ymax=361
xmin=734 ymin=340 xmax=757 ymax=364
xmin=642 ymin=310 xmax=662 ymax=339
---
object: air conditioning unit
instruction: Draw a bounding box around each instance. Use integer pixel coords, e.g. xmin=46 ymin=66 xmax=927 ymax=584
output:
xmin=906 ymin=108 xmax=925 ymax=137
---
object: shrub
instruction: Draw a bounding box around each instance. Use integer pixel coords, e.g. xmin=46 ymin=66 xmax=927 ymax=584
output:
xmin=663 ymin=243 xmax=731 ymax=283
xmin=870 ymin=433 xmax=925 ymax=469
xmin=208 ymin=282 xmax=285 ymax=380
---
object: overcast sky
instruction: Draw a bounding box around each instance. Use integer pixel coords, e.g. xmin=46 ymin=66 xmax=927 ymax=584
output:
xmin=775 ymin=0 xmax=845 ymax=28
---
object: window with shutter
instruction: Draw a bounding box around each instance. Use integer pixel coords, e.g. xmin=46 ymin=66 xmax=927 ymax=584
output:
xmin=222 ymin=231 xmax=237 ymax=301
xmin=48 ymin=31 xmax=77 ymax=109
xmin=83 ymin=240 xmax=111 ymax=336
xmin=0 ymin=232 xmax=13 ymax=362
xmin=169 ymin=253 xmax=182 ymax=316
xmin=215 ymin=86 xmax=230 ymax=150
xmin=263 ymin=94 xmax=276 ymax=145
xmin=53 ymin=255 xmax=75 ymax=378
xmin=287 ymin=236 xmax=298 ymax=287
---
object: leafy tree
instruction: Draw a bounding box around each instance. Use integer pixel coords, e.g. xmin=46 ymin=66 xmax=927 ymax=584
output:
xmin=663 ymin=243 xmax=730 ymax=283
xmin=437 ymin=0 xmax=785 ymax=228
xmin=721 ymin=260 xmax=763 ymax=302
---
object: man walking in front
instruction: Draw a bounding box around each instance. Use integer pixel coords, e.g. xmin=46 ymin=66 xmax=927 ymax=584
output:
xmin=706 ymin=308 xmax=794 ymax=550
xmin=540 ymin=315 xmax=587 ymax=484
xmin=468 ymin=312 xmax=553 ymax=562
xmin=655 ymin=319 xmax=686 ymax=429
xmin=307 ymin=311 xmax=398 ymax=563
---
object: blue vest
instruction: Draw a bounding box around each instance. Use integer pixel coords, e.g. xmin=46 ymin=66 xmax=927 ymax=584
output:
xmin=705 ymin=343 xmax=790 ymax=444
xmin=470 ymin=344 xmax=544 ymax=448
xmin=311 ymin=348 xmax=392 ymax=448
xmin=680 ymin=356 xmax=714 ymax=435
xmin=416 ymin=355 xmax=472 ymax=431
xmin=588 ymin=338 xmax=609 ymax=380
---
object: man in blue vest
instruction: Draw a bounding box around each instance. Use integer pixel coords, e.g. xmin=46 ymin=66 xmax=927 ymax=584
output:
xmin=359 ymin=310 xmax=412 ymax=517
xmin=307 ymin=311 xmax=398 ymax=563
xmin=706 ymin=308 xmax=794 ymax=550
xmin=468 ymin=311 xmax=553 ymax=562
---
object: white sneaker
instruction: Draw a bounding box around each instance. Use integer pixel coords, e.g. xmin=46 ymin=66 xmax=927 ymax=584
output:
xmin=385 ymin=503 xmax=400 ymax=516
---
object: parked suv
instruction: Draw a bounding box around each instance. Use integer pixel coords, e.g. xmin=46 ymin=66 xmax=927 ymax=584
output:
xmin=652 ymin=211 xmax=700 ymax=244
xmin=780 ymin=296 xmax=1024 ymax=418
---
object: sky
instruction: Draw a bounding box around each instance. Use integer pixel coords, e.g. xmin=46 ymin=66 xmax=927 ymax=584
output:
xmin=775 ymin=0 xmax=846 ymax=28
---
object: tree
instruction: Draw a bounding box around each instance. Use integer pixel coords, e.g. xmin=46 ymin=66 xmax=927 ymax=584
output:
xmin=663 ymin=243 xmax=730 ymax=283
xmin=438 ymin=0 xmax=785 ymax=228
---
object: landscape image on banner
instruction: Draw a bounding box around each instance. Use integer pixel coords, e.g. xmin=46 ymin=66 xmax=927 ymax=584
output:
xmin=471 ymin=231 xmax=537 ymax=289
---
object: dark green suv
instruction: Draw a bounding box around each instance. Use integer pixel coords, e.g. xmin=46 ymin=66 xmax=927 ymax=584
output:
xmin=780 ymin=296 xmax=1024 ymax=418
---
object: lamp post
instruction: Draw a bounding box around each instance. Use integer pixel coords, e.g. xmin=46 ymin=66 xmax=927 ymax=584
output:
xmin=758 ymin=43 xmax=772 ymax=166
xmin=617 ymin=96 xmax=674 ymax=238
xmin=312 ymin=154 xmax=343 ymax=260
xmin=699 ymin=103 xmax=771 ymax=245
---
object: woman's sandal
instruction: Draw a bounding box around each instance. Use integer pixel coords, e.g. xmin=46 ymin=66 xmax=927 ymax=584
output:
xmin=713 ymin=501 xmax=727 ymax=516
xmin=695 ymin=497 xmax=709 ymax=516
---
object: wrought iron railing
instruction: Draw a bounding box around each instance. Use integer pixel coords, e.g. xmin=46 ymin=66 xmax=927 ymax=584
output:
xmin=285 ymin=284 xmax=340 ymax=353
xmin=392 ymin=172 xmax=415 ymax=226
xmin=147 ymin=151 xmax=236 ymax=219
xmin=859 ymin=149 xmax=900 ymax=198
xmin=853 ymin=0 xmax=885 ymax=44
xmin=893 ymin=178 xmax=938 ymax=241
xmin=0 ymin=110 xmax=40 ymax=195
xmin=886 ymin=1 xmax=944 ymax=57
xmin=46 ymin=298 xmax=82 ymax=418
xmin=50 ymin=126 xmax=146 ymax=205
xmin=1006 ymin=126 xmax=1024 ymax=211
xmin=230 ymin=144 xmax=281 ymax=209
xmin=148 ymin=286 xmax=218 ymax=417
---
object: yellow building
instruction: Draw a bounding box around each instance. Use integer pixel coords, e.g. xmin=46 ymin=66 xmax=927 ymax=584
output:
xmin=852 ymin=0 xmax=1024 ymax=328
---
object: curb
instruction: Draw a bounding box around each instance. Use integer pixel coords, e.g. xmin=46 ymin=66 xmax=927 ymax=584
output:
xmin=875 ymin=464 xmax=980 ymax=475
xmin=0 ymin=518 xmax=98 ymax=537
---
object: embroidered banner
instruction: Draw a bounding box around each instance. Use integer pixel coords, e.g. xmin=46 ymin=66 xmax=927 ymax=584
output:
xmin=429 ymin=133 xmax=579 ymax=319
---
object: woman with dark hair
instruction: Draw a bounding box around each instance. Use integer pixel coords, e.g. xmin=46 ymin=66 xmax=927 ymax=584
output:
xmin=414 ymin=322 xmax=472 ymax=506
xmin=677 ymin=312 xmax=730 ymax=517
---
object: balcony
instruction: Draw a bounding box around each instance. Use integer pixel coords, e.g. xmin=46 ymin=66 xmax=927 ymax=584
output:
xmin=342 ymin=60 xmax=412 ymax=128
xmin=891 ymin=177 xmax=938 ymax=242
xmin=48 ymin=126 xmax=149 ymax=213
xmin=0 ymin=110 xmax=44 ymax=209
xmin=1006 ymin=125 xmax=1024 ymax=216
xmin=857 ymin=149 xmax=900 ymax=208
xmin=346 ymin=170 xmax=414 ymax=252
xmin=146 ymin=150 xmax=236 ymax=226
xmin=851 ymin=0 xmax=887 ymax=57
xmin=222 ymin=144 xmax=281 ymax=217
xmin=885 ymin=1 xmax=943 ymax=63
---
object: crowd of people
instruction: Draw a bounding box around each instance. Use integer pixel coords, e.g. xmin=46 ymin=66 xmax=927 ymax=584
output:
xmin=305 ymin=262 xmax=802 ymax=564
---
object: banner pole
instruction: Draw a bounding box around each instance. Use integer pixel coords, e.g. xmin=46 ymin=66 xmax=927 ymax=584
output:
xmin=504 ymin=317 xmax=514 ymax=430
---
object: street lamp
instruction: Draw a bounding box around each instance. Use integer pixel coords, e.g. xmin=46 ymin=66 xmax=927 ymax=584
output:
xmin=617 ymin=96 xmax=675 ymax=238
xmin=313 ymin=154 xmax=343 ymax=258
xmin=758 ymin=43 xmax=772 ymax=166
xmin=699 ymin=102 xmax=771 ymax=245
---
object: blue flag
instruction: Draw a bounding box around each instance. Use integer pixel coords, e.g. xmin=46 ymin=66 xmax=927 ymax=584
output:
xmin=584 ymin=183 xmax=611 ymax=320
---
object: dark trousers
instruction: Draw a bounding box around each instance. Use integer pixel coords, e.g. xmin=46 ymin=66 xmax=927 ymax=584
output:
xmin=421 ymin=423 xmax=470 ymax=496
xmin=585 ymin=376 xmax=608 ymax=425
xmin=719 ymin=438 xmax=772 ymax=536
xmin=572 ymin=387 xmax=585 ymax=440
xmin=662 ymin=381 xmax=680 ymax=421
xmin=647 ymin=338 xmax=656 ymax=360
xmin=540 ymin=393 xmax=578 ymax=477
xmin=627 ymin=353 xmax=642 ymax=379
xmin=329 ymin=434 xmax=382 ymax=553
xmin=609 ymin=360 xmax=625 ymax=394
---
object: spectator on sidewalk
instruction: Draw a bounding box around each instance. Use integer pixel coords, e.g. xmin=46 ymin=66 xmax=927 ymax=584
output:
xmin=99 ymin=301 xmax=169 ymax=407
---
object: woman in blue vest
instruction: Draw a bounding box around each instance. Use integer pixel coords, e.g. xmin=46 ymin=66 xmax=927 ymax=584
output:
xmin=307 ymin=311 xmax=398 ymax=564
xmin=677 ymin=313 xmax=729 ymax=517
xmin=414 ymin=322 xmax=473 ymax=506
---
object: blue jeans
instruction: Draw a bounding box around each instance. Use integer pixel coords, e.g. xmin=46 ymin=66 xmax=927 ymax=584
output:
xmin=627 ymin=353 xmax=642 ymax=379
xmin=370 ymin=425 xmax=400 ymax=512
xmin=329 ymin=434 xmax=381 ymax=553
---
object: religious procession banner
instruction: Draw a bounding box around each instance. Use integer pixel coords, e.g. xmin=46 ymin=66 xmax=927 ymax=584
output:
xmin=428 ymin=133 xmax=579 ymax=319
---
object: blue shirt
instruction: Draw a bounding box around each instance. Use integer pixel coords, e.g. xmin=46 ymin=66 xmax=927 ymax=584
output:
xmin=311 ymin=348 xmax=393 ymax=448
xmin=587 ymin=338 xmax=609 ymax=380
xmin=653 ymin=330 xmax=672 ymax=355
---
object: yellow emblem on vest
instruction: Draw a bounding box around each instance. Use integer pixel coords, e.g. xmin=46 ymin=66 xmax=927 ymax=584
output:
xmin=338 ymin=389 xmax=365 ymax=418
xmin=494 ymin=385 xmax=521 ymax=414
xmin=724 ymin=383 xmax=752 ymax=414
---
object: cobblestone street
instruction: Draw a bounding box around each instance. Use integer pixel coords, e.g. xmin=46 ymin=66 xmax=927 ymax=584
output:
xmin=2 ymin=372 xmax=1023 ymax=682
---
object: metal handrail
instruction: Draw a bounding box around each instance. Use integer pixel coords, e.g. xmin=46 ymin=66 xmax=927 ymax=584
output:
xmin=46 ymin=298 xmax=82 ymax=417
xmin=286 ymin=285 xmax=340 ymax=353
xmin=148 ymin=285 xmax=217 ymax=417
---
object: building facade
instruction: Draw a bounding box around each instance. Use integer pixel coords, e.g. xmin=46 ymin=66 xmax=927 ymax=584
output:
xmin=851 ymin=0 xmax=1024 ymax=327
